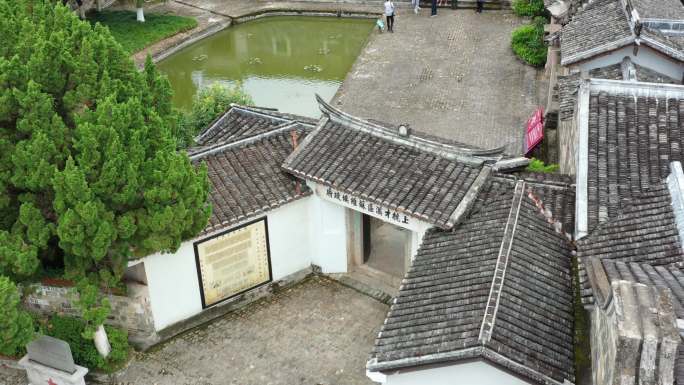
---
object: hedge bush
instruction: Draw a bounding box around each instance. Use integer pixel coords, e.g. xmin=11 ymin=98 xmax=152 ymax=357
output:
xmin=45 ymin=316 xmax=129 ymax=373
xmin=512 ymin=0 xmax=546 ymax=16
xmin=511 ymin=18 xmax=547 ymax=67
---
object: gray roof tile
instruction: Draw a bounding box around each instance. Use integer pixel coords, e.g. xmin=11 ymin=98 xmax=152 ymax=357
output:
xmin=369 ymin=177 xmax=575 ymax=384
xmin=283 ymin=97 xmax=516 ymax=229
xmin=561 ymin=0 xmax=633 ymax=64
xmin=191 ymin=111 xmax=312 ymax=235
xmin=583 ymin=88 xmax=684 ymax=230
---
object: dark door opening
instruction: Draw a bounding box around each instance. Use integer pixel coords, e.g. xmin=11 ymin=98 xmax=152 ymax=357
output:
xmin=361 ymin=214 xmax=408 ymax=278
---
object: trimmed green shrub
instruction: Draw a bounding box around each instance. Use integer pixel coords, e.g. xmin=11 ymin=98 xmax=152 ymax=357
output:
xmin=176 ymin=83 xmax=253 ymax=148
xmin=0 ymin=276 xmax=35 ymax=357
xmin=45 ymin=315 xmax=129 ymax=372
xmin=525 ymin=158 xmax=559 ymax=173
xmin=511 ymin=18 xmax=547 ymax=67
xmin=512 ymin=0 xmax=546 ymax=16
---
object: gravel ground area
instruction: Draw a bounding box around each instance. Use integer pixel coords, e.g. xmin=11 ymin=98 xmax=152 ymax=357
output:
xmin=117 ymin=276 xmax=388 ymax=385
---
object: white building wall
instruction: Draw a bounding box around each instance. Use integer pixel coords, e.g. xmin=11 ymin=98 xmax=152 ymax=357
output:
xmin=142 ymin=241 xmax=202 ymax=331
xmin=377 ymin=361 xmax=533 ymax=385
xmin=575 ymin=45 xmax=684 ymax=81
xmin=308 ymin=195 xmax=349 ymax=273
xmin=139 ymin=196 xmax=320 ymax=331
xmin=267 ymin=197 xmax=313 ymax=280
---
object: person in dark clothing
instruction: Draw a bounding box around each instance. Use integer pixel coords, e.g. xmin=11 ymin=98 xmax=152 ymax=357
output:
xmin=431 ymin=0 xmax=437 ymax=16
xmin=476 ymin=0 xmax=484 ymax=12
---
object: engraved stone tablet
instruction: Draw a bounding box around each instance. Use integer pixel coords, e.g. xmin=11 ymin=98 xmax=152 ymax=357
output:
xmin=26 ymin=335 xmax=76 ymax=374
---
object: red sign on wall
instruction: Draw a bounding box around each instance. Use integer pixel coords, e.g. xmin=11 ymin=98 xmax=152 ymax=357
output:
xmin=525 ymin=107 xmax=544 ymax=154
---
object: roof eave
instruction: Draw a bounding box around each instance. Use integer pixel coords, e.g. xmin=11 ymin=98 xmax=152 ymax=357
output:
xmin=366 ymin=347 xmax=572 ymax=385
xmin=560 ymin=36 xmax=635 ymax=66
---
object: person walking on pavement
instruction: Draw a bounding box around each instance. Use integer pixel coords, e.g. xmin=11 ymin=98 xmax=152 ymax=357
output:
xmin=412 ymin=0 xmax=421 ymax=14
xmin=431 ymin=0 xmax=437 ymax=16
xmin=384 ymin=0 xmax=396 ymax=32
xmin=476 ymin=0 xmax=484 ymax=12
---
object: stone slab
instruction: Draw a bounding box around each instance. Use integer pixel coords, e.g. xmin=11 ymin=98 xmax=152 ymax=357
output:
xmin=26 ymin=336 xmax=75 ymax=374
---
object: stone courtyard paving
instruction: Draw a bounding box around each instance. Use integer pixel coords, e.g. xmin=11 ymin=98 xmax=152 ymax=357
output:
xmin=117 ymin=276 xmax=388 ymax=385
xmin=335 ymin=10 xmax=541 ymax=154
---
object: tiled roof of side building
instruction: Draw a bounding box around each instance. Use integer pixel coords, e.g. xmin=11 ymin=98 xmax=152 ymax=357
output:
xmin=560 ymin=0 xmax=633 ymax=65
xmin=577 ymin=182 xmax=684 ymax=265
xmin=194 ymin=105 xmax=317 ymax=148
xmin=367 ymin=177 xmax=575 ymax=385
xmin=283 ymin=96 xmax=529 ymax=229
xmin=576 ymin=180 xmax=684 ymax=304
xmin=586 ymin=258 xmax=684 ymax=318
xmin=629 ymin=0 xmax=684 ymax=21
xmin=557 ymin=62 xmax=680 ymax=123
xmin=575 ymin=80 xmax=684 ymax=235
xmin=191 ymin=123 xmax=312 ymax=236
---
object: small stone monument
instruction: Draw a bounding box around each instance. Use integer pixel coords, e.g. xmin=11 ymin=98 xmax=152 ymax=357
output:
xmin=19 ymin=335 xmax=88 ymax=385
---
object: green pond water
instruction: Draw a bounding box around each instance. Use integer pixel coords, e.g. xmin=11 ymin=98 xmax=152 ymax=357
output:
xmin=157 ymin=16 xmax=375 ymax=117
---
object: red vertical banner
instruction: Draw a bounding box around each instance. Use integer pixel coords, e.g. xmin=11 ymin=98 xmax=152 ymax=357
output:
xmin=525 ymin=107 xmax=544 ymax=154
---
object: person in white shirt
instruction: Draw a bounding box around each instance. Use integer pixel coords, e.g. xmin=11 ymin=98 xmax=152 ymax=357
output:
xmin=384 ymin=0 xmax=395 ymax=33
xmin=412 ymin=0 xmax=420 ymax=14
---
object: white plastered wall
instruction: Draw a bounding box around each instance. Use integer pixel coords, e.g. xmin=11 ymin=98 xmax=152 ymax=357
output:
xmin=575 ymin=45 xmax=684 ymax=81
xmin=308 ymin=195 xmax=349 ymax=273
xmin=377 ymin=361 xmax=533 ymax=385
xmin=137 ymin=196 xmax=328 ymax=331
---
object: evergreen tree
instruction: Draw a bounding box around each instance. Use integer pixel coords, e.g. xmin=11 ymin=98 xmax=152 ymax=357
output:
xmin=0 ymin=0 xmax=210 ymax=289
xmin=0 ymin=276 xmax=34 ymax=356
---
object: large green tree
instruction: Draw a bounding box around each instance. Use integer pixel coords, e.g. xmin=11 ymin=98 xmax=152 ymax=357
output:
xmin=0 ymin=0 xmax=210 ymax=287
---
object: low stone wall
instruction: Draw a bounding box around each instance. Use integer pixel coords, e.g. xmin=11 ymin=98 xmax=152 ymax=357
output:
xmin=23 ymin=282 xmax=159 ymax=349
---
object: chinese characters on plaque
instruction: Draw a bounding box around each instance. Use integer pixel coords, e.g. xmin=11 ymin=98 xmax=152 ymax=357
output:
xmin=194 ymin=219 xmax=271 ymax=308
xmin=324 ymin=186 xmax=410 ymax=226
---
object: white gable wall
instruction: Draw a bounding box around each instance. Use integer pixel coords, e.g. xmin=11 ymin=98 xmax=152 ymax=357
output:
xmin=376 ymin=361 xmax=534 ymax=385
xmin=574 ymin=45 xmax=684 ymax=81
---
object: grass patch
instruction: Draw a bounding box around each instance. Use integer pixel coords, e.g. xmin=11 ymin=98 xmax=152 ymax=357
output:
xmin=88 ymin=10 xmax=198 ymax=53
xmin=525 ymin=158 xmax=559 ymax=173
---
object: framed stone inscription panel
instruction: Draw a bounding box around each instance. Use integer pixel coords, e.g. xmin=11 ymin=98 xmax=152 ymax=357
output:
xmin=194 ymin=218 xmax=272 ymax=308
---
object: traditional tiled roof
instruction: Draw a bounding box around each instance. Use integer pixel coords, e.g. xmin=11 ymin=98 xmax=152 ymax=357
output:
xmin=629 ymin=0 xmax=684 ymax=21
xmin=560 ymin=0 xmax=684 ymax=65
xmin=557 ymin=61 xmax=680 ymax=123
xmin=283 ymin=96 xmax=529 ymax=229
xmin=367 ymin=177 xmax=575 ymax=385
xmin=575 ymin=80 xmax=684 ymax=237
xmin=190 ymin=112 xmax=312 ymax=235
xmin=590 ymin=259 xmax=684 ymax=318
xmin=561 ymin=0 xmax=633 ymax=65
xmin=577 ymin=182 xmax=684 ymax=266
xmin=194 ymin=105 xmax=317 ymax=148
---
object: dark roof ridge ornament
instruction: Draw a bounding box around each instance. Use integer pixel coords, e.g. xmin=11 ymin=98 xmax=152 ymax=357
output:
xmin=314 ymin=94 xmax=507 ymax=166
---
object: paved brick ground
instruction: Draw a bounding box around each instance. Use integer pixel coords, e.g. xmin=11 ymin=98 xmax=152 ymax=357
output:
xmin=117 ymin=276 xmax=388 ymax=385
xmin=334 ymin=10 xmax=540 ymax=154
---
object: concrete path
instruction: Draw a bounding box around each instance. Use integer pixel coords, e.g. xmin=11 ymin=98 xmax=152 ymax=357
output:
xmin=334 ymin=10 xmax=540 ymax=154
